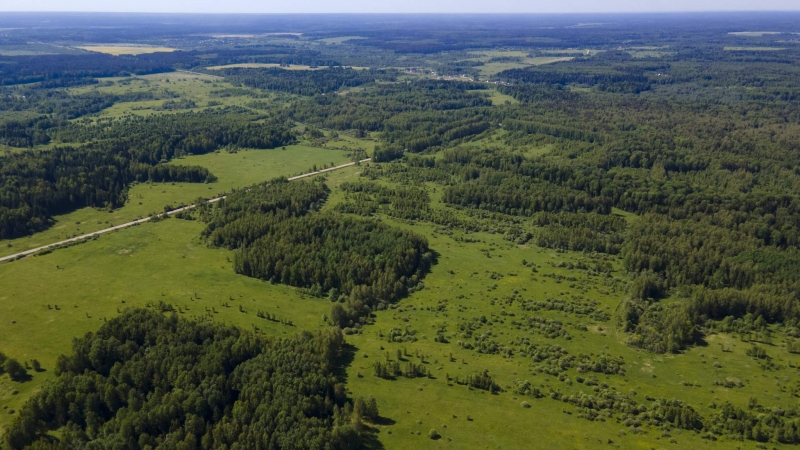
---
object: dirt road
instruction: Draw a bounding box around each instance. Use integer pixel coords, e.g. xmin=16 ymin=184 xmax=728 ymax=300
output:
xmin=0 ymin=158 xmax=371 ymax=264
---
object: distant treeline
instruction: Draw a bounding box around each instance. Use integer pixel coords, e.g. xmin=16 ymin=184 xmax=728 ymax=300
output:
xmin=0 ymin=53 xmax=184 ymax=86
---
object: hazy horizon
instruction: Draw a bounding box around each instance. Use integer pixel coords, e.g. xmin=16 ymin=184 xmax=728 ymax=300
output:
xmin=0 ymin=0 xmax=798 ymax=14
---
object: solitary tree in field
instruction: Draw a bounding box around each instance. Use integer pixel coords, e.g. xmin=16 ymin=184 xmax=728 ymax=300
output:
xmin=4 ymin=358 xmax=28 ymax=381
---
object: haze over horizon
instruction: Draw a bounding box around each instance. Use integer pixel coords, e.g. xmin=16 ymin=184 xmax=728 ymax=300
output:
xmin=0 ymin=0 xmax=798 ymax=14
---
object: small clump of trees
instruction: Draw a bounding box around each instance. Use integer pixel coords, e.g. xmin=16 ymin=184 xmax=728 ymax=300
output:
xmin=0 ymin=352 xmax=28 ymax=382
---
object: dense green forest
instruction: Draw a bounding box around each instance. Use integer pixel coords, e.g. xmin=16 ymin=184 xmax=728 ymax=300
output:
xmin=200 ymin=178 xmax=434 ymax=328
xmin=3 ymin=309 xmax=377 ymax=449
xmin=200 ymin=178 xmax=330 ymax=248
xmin=223 ymin=67 xmax=396 ymax=96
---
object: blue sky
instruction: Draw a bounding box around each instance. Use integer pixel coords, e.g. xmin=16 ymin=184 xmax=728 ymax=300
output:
xmin=0 ymin=0 xmax=798 ymax=13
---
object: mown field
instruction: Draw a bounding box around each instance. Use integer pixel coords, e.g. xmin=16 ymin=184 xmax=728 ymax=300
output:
xmin=76 ymin=45 xmax=178 ymax=55
xmin=463 ymin=51 xmax=576 ymax=77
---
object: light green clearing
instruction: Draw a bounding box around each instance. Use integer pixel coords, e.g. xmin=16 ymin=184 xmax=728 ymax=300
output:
xmin=478 ymin=57 xmax=573 ymax=77
xmin=462 ymin=51 xmax=576 ymax=77
xmin=468 ymin=50 xmax=529 ymax=60
xmin=317 ymin=36 xmax=367 ymax=44
xmin=485 ymin=89 xmax=518 ymax=105
xmin=522 ymin=143 xmax=555 ymax=158
xmin=628 ymin=50 xmax=676 ymax=58
xmin=76 ymin=45 xmax=178 ymax=56
xmin=611 ymin=207 xmax=639 ymax=225
xmin=142 ymin=71 xmax=220 ymax=80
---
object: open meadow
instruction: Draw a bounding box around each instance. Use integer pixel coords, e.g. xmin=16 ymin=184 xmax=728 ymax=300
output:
xmin=5 ymin=161 xmax=800 ymax=449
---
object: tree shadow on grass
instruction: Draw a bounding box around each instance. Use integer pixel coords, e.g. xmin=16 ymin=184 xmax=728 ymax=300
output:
xmin=372 ymin=415 xmax=396 ymax=426
xmin=10 ymin=373 xmax=33 ymax=383
xmin=360 ymin=423 xmax=389 ymax=450
xmin=692 ymin=334 xmax=709 ymax=348
xmin=360 ymin=431 xmax=385 ymax=450
xmin=333 ymin=342 xmax=357 ymax=384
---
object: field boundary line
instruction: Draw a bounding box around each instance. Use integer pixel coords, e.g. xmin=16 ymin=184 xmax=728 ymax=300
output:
xmin=0 ymin=158 xmax=371 ymax=264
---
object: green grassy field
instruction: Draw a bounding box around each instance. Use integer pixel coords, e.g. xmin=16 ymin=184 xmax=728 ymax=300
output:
xmin=5 ymin=166 xmax=799 ymax=448
xmin=76 ymin=45 xmax=178 ymax=55
xmin=623 ymin=47 xmax=676 ymax=58
xmin=317 ymin=36 xmax=367 ymax=44
xmin=0 ymin=216 xmax=333 ymax=427
xmin=450 ymin=51 xmax=576 ymax=78
xmin=485 ymin=89 xmax=519 ymax=105
xmin=479 ymin=58 xmax=574 ymax=77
